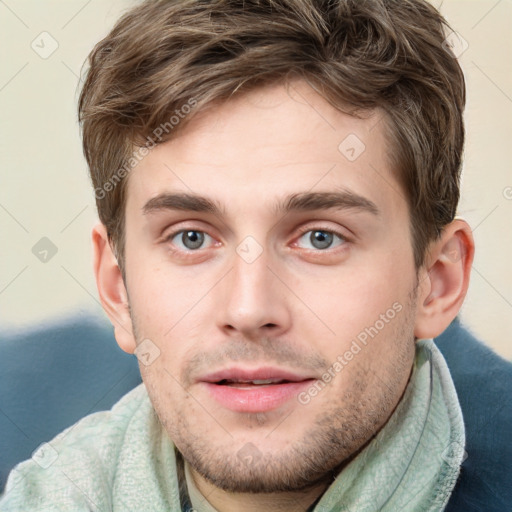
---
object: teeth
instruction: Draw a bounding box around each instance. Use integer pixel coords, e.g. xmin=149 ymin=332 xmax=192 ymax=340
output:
xmin=220 ymin=379 xmax=286 ymax=385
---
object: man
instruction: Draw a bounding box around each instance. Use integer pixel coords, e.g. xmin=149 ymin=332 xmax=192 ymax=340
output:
xmin=1 ymin=0 xmax=511 ymax=510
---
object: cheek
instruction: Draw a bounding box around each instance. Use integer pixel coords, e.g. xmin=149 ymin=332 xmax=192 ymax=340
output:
xmin=127 ymin=254 xmax=198 ymax=332
xmin=304 ymin=271 xmax=415 ymax=381
xmin=127 ymin=263 xmax=215 ymax=374
xmin=303 ymin=264 xmax=410 ymax=337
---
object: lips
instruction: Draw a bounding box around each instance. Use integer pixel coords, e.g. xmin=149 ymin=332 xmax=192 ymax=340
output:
xmin=198 ymin=367 xmax=316 ymax=413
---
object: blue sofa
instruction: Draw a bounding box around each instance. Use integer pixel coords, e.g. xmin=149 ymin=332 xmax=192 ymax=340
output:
xmin=0 ymin=317 xmax=141 ymax=492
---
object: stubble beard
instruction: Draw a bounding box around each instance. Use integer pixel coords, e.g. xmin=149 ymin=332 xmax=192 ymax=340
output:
xmin=132 ymin=291 xmax=417 ymax=494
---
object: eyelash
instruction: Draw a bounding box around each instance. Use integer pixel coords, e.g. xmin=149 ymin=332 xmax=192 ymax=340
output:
xmin=164 ymin=225 xmax=350 ymax=254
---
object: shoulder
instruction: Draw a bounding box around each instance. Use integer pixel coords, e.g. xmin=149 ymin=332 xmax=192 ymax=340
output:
xmin=435 ymin=318 xmax=512 ymax=511
xmin=0 ymin=383 xmax=150 ymax=511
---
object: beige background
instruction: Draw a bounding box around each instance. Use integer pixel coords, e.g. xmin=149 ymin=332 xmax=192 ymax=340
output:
xmin=1 ymin=1 xmax=511 ymax=358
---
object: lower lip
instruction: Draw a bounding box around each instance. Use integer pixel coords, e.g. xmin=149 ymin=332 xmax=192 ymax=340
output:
xmin=201 ymin=381 xmax=314 ymax=413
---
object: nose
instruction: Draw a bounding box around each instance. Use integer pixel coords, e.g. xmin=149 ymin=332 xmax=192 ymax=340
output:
xmin=217 ymin=246 xmax=292 ymax=339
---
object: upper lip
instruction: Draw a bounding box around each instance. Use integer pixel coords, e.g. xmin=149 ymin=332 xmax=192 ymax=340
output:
xmin=199 ymin=367 xmax=316 ymax=384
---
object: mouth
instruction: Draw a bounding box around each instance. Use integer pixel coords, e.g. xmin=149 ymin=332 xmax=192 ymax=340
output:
xmin=199 ymin=368 xmax=316 ymax=413
xmin=216 ymin=378 xmax=300 ymax=388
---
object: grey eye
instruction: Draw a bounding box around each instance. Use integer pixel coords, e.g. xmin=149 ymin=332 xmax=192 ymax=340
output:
xmin=309 ymin=231 xmax=333 ymax=249
xmin=171 ymin=230 xmax=208 ymax=250
xmin=296 ymin=230 xmax=346 ymax=251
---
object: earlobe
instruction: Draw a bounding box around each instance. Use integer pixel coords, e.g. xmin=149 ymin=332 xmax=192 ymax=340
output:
xmin=92 ymin=223 xmax=137 ymax=354
xmin=414 ymin=219 xmax=475 ymax=339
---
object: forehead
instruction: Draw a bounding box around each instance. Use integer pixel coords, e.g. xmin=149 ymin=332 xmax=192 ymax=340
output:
xmin=125 ymin=80 xmax=406 ymax=223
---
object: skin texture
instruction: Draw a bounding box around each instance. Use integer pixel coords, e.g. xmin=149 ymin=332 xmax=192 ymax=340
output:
xmin=93 ymin=79 xmax=474 ymax=512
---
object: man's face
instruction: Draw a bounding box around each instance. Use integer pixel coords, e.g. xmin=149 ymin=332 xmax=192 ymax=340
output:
xmin=123 ymin=80 xmax=419 ymax=493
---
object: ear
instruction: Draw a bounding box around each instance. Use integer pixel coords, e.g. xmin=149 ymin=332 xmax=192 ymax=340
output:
xmin=92 ymin=223 xmax=136 ymax=354
xmin=414 ymin=218 xmax=475 ymax=339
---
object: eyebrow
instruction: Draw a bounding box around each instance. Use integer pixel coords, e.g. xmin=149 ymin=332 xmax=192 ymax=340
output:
xmin=142 ymin=190 xmax=379 ymax=217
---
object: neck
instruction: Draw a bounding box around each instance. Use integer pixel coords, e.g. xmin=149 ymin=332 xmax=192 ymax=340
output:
xmin=189 ymin=465 xmax=331 ymax=512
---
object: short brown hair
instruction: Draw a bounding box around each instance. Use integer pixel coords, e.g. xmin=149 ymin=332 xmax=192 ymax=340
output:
xmin=79 ymin=0 xmax=465 ymax=276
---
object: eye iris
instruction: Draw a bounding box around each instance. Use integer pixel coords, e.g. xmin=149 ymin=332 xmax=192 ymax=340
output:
xmin=182 ymin=231 xmax=204 ymax=250
xmin=310 ymin=230 xmax=333 ymax=249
